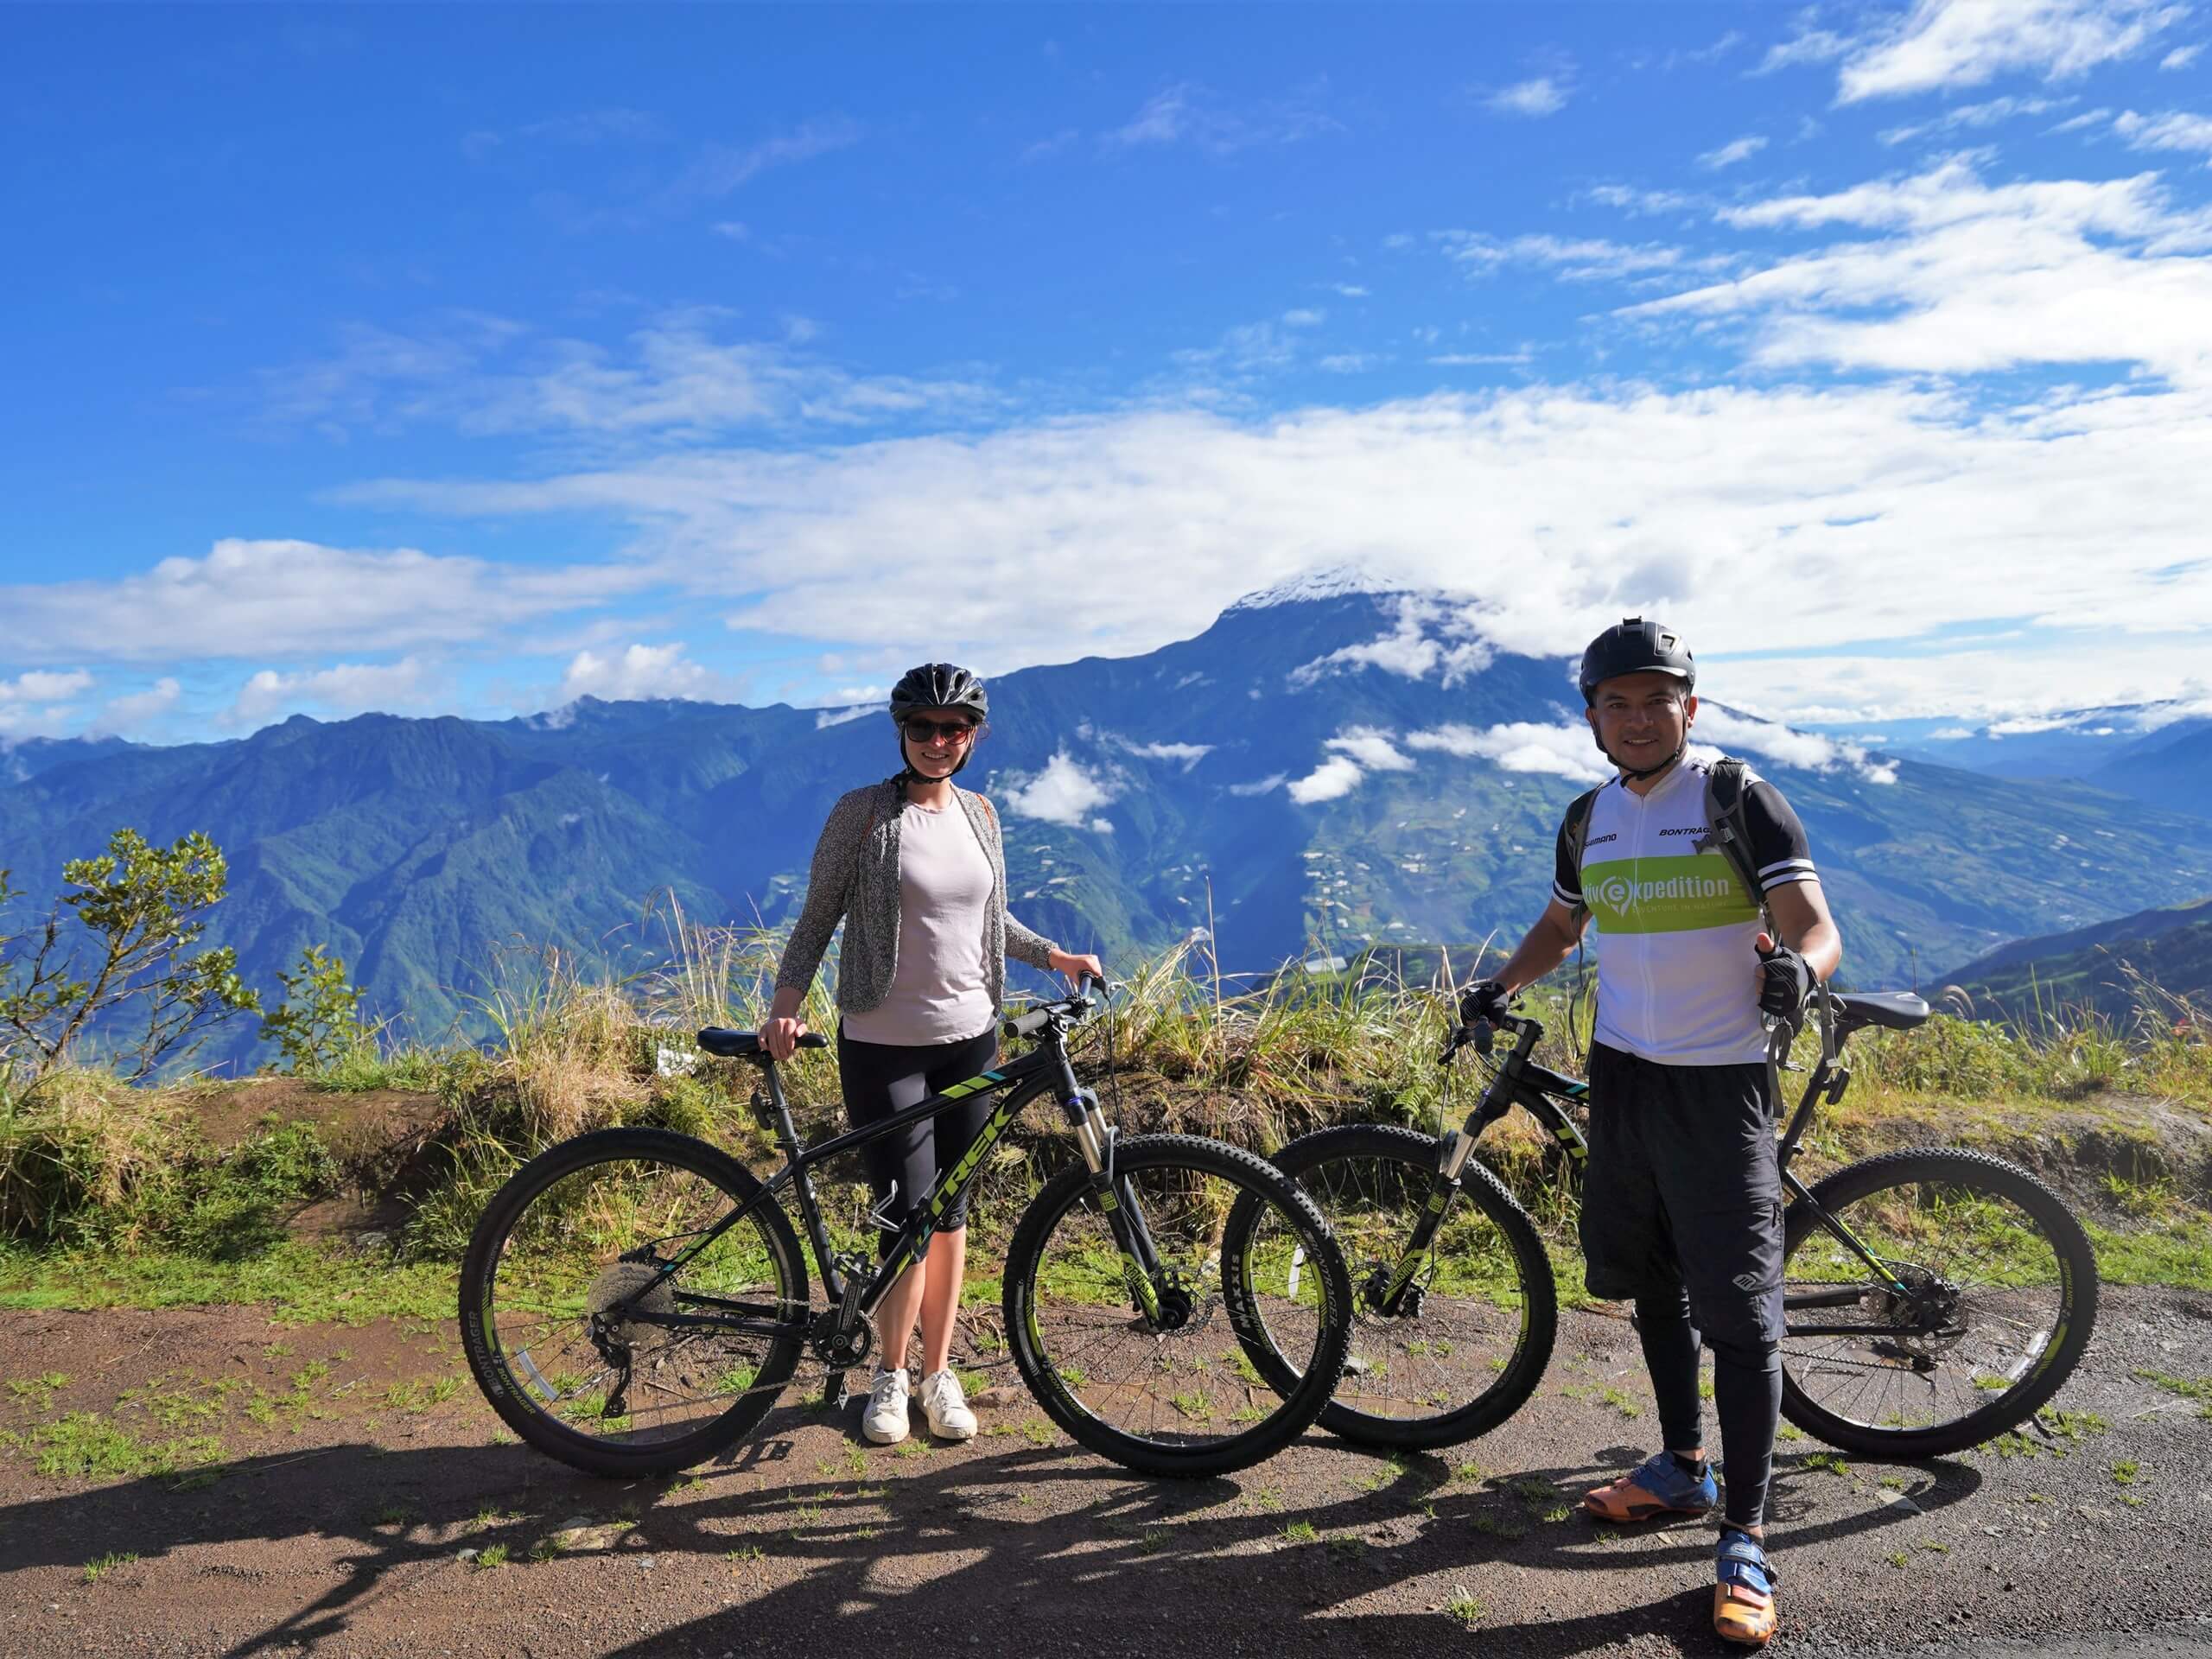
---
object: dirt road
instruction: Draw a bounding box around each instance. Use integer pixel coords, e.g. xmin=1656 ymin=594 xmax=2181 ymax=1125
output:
xmin=3 ymin=1287 xmax=2206 ymax=1657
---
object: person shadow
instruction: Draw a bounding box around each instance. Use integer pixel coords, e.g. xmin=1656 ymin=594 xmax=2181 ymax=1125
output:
xmin=0 ymin=1408 xmax=1985 ymax=1657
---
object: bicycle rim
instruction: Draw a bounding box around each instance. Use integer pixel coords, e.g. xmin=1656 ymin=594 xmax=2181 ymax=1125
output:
xmin=465 ymin=1131 xmax=806 ymax=1472
xmin=1007 ymin=1135 xmax=1349 ymax=1475
xmin=1271 ymin=1125 xmax=1555 ymax=1447
xmin=1779 ymin=1147 xmax=2095 ymax=1457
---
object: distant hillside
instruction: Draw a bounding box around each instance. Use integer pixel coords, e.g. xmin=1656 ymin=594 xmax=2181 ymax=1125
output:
xmin=1945 ymin=898 xmax=2212 ymax=1026
xmin=5 ymin=584 xmax=2211 ymax=1072
xmin=2088 ymin=723 xmax=2212 ymax=822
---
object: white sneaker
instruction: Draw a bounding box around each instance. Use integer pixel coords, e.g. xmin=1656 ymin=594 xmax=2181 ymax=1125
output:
xmin=918 ymin=1369 xmax=978 ymax=1441
xmin=861 ymin=1368 xmax=911 ymax=1445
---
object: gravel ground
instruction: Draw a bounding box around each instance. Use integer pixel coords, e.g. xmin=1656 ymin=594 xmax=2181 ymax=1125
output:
xmin=1 ymin=1286 xmax=2206 ymax=1658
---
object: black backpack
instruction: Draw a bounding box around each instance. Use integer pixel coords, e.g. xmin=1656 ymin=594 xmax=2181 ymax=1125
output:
xmin=1558 ymin=756 xmax=1768 ymax=925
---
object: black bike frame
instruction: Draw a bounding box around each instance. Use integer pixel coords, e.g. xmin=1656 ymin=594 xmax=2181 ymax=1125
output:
xmin=1363 ymin=1010 xmax=1913 ymax=1320
xmin=621 ymin=1011 xmax=1169 ymax=1349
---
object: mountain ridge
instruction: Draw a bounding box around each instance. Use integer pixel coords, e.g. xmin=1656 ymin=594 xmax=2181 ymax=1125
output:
xmin=4 ymin=584 xmax=2209 ymax=1071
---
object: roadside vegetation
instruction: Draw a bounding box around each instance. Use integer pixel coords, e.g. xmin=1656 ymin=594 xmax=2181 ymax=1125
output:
xmin=1 ymin=827 xmax=2207 ymax=1317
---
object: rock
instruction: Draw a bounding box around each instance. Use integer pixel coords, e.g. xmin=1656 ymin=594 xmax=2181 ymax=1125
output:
xmin=455 ymin=1548 xmax=479 ymax=1562
xmin=1878 ymin=1490 xmax=1922 ymax=1514
xmin=353 ymin=1231 xmax=391 ymax=1255
xmin=969 ymin=1386 xmax=1017 ymax=1408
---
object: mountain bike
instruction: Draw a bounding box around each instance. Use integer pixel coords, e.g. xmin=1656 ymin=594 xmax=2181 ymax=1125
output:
xmin=459 ymin=979 xmax=1352 ymax=1480
xmin=1240 ymin=988 xmax=2099 ymax=1459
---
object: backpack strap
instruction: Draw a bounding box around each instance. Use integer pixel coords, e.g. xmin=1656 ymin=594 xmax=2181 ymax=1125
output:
xmin=1698 ymin=757 xmax=1769 ymax=925
xmin=1560 ymin=785 xmax=1601 ymax=925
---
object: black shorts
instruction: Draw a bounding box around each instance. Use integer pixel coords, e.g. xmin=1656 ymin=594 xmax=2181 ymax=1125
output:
xmin=1579 ymin=1043 xmax=1785 ymax=1349
xmin=836 ymin=1024 xmax=1000 ymax=1259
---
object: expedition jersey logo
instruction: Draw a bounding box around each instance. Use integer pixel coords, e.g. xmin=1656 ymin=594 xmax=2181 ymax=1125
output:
xmin=1581 ymin=855 xmax=1757 ymax=935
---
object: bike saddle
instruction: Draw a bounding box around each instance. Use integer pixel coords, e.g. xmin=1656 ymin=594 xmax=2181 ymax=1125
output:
xmin=1831 ymin=991 xmax=1929 ymax=1033
xmin=697 ymin=1027 xmax=830 ymax=1057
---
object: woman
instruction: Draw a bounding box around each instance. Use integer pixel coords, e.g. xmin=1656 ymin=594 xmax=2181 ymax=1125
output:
xmin=761 ymin=662 xmax=1104 ymax=1446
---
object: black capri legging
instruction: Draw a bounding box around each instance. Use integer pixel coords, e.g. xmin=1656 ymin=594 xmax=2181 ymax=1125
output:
xmin=836 ymin=1024 xmax=1000 ymax=1260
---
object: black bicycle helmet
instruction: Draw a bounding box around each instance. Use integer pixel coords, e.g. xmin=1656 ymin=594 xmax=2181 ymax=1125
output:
xmin=887 ymin=663 xmax=989 ymax=782
xmin=887 ymin=662 xmax=989 ymax=726
xmin=1578 ymin=617 xmax=1695 ymax=705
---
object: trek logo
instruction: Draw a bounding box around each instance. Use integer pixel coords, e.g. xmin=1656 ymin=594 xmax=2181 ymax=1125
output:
xmin=928 ymin=1097 xmax=1014 ymax=1218
xmin=1581 ymin=855 xmax=1757 ymax=935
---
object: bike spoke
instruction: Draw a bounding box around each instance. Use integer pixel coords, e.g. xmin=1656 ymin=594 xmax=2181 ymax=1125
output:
xmin=480 ymin=1151 xmax=801 ymax=1451
xmin=1781 ymin=1173 xmax=2069 ymax=1438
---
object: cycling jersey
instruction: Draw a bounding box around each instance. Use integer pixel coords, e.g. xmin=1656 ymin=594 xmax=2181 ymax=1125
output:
xmin=1553 ymin=757 xmax=1818 ymax=1065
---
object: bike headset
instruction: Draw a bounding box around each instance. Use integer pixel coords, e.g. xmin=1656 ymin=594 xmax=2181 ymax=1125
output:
xmin=1578 ymin=616 xmax=1695 ymax=782
xmin=887 ymin=662 xmax=990 ymax=786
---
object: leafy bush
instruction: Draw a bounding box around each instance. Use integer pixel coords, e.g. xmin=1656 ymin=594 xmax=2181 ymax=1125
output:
xmin=0 ymin=830 xmax=260 ymax=1086
xmin=259 ymin=945 xmax=378 ymax=1077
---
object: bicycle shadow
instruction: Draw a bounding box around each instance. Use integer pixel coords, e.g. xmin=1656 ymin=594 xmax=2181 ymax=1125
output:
xmin=0 ymin=1413 xmax=1984 ymax=1658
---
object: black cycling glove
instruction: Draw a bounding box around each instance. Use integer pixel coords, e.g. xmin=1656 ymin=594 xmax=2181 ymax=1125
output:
xmin=1459 ymin=978 xmax=1511 ymax=1027
xmin=1757 ymin=942 xmax=1814 ymax=1020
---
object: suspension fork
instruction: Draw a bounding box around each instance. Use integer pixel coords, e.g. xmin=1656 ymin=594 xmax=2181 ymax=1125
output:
xmin=1365 ymin=1101 xmax=1498 ymax=1316
xmin=1054 ymin=1041 xmax=1166 ymax=1320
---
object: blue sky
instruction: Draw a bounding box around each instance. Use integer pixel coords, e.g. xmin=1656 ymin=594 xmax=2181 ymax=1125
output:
xmin=5 ymin=1 xmax=2212 ymax=745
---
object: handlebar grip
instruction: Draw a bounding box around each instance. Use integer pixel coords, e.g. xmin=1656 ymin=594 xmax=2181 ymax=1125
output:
xmin=1004 ymin=1006 xmax=1053 ymax=1039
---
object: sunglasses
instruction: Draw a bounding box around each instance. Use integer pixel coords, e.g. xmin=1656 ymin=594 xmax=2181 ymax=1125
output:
xmin=902 ymin=717 xmax=977 ymax=744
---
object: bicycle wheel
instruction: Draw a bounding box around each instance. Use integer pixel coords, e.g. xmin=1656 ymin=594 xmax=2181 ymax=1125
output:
xmin=459 ymin=1127 xmax=810 ymax=1478
xmin=1779 ymin=1147 xmax=2098 ymax=1459
xmin=1249 ymin=1123 xmax=1557 ymax=1451
xmin=1002 ymin=1133 xmax=1352 ymax=1478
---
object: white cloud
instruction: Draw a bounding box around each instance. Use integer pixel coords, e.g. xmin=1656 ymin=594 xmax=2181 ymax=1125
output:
xmin=227 ymin=658 xmax=434 ymax=727
xmin=1120 ymin=740 xmax=1213 ymax=769
xmin=0 ymin=537 xmax=647 ymax=667
xmin=263 ymin=310 xmax=991 ymax=442
xmin=1484 ymin=77 xmax=1569 ymax=117
xmin=1104 ymin=83 xmax=1338 ymax=156
xmin=1318 ymin=353 xmax=1384 ymax=373
xmin=1428 ymin=351 xmax=1534 ymax=366
xmin=1699 ymin=135 xmax=1770 ymax=169
xmin=1404 ymin=721 xmax=1614 ymax=783
xmin=666 ymin=116 xmax=862 ymax=201
xmin=1692 ymin=705 xmax=1897 ymax=782
xmin=1832 ymin=0 xmax=2185 ymax=103
xmin=1020 ymin=128 xmax=1080 ymax=163
xmin=1331 ymin=283 xmax=1370 ymax=298
xmin=1290 ymin=596 xmax=1492 ymax=688
xmin=1929 ymin=726 xmax=1977 ymax=740
xmin=92 ymin=677 xmax=181 ymax=734
xmin=2114 ymin=109 xmax=2212 ymax=161
xmin=358 ymin=365 xmax=2212 ymax=725
xmin=1002 ymin=751 xmax=1120 ymax=826
xmin=1325 ymin=726 xmax=1415 ymax=772
xmin=1626 ymin=159 xmax=2212 ymax=387
xmin=1878 ymin=95 xmax=2070 ymax=145
xmin=1282 ymin=308 xmax=1325 ymax=327
xmin=1089 ymin=817 xmax=1115 ymax=834
xmin=1436 ymin=231 xmax=1728 ymax=283
xmin=813 ymin=703 xmax=875 ymax=729
xmin=556 ymin=642 xmax=733 ymax=703
xmin=1287 ymin=754 xmax=1367 ymax=804
xmin=1228 ymin=773 xmax=1287 ymax=797
xmin=1585 ymin=184 xmax=1705 ymax=217
xmin=0 ymin=668 xmax=95 ymax=740
xmin=0 ymin=669 xmax=94 ymax=702
xmin=2162 ymin=41 xmax=2205 ymax=67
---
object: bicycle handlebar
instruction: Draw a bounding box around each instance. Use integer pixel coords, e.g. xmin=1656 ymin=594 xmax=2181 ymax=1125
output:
xmin=1002 ymin=974 xmax=1117 ymax=1041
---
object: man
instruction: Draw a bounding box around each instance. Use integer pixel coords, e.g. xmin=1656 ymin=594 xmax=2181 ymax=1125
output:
xmin=1461 ymin=617 xmax=1842 ymax=1647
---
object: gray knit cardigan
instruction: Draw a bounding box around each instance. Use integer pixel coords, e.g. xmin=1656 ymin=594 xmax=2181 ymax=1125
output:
xmin=773 ymin=778 xmax=1061 ymax=1015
